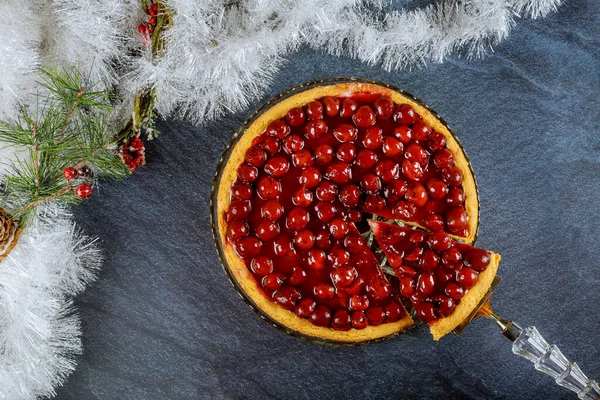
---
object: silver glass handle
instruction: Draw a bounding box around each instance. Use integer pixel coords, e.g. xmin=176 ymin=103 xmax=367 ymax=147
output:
xmin=510 ymin=325 xmax=600 ymax=399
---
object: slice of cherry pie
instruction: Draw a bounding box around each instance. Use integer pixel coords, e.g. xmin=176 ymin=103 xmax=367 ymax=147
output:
xmin=214 ymin=81 xmax=498 ymax=343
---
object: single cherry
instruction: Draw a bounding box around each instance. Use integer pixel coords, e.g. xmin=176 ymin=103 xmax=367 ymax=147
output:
xmin=383 ymin=179 xmax=408 ymax=201
xmin=401 ymin=159 xmax=424 ymax=181
xmin=464 ymin=248 xmax=491 ymax=272
xmin=316 ymin=181 xmax=338 ymax=202
xmin=457 ymin=267 xmax=479 ymax=289
xmin=228 ymin=199 xmax=251 ymax=220
xmin=399 ymin=276 xmax=416 ymax=297
xmin=393 ymin=104 xmax=420 ymax=125
xmin=436 ymin=295 xmax=456 ymax=317
xmin=292 ymin=186 xmax=313 ymax=207
xmin=428 ymin=132 xmax=446 ymax=151
xmin=362 ymin=126 xmax=384 ymax=149
xmin=226 ymin=220 xmax=249 ymax=242
xmin=340 ymin=98 xmax=358 ymax=118
xmin=409 ymin=230 xmax=426 ymax=244
xmin=299 ymin=167 xmax=322 ymax=188
xmin=257 ymin=176 xmax=281 ymax=199
xmin=346 ymin=209 xmax=362 ymax=222
xmin=366 ymin=307 xmax=386 ymax=325
xmin=329 ymin=247 xmax=350 ymax=267
xmin=259 ymin=136 xmax=280 ymax=155
xmin=382 ymin=137 xmax=403 ymax=157
xmin=424 ymin=214 xmax=445 ymax=232
xmin=262 ymin=273 xmax=285 ymax=290
xmin=325 ymin=161 xmax=352 ymax=185
xmin=294 ymin=229 xmax=315 ymax=250
xmin=363 ymin=194 xmax=385 ymax=213
xmin=314 ymin=201 xmax=337 ymax=222
xmin=393 ymin=201 xmax=416 ymax=219
xmin=405 ymin=182 xmax=428 ymax=207
xmin=445 ymin=207 xmax=468 ymax=234
xmin=361 ymin=173 xmax=382 ymax=194
xmin=417 ymin=272 xmax=436 ymax=297
xmin=294 ymin=298 xmax=316 ymax=318
xmin=446 ymin=188 xmax=466 ymax=206
xmin=282 ymin=134 xmax=304 ymax=154
xmin=230 ymin=183 xmax=252 ymax=200
xmin=264 ymin=156 xmax=289 ymax=177
xmin=306 ymin=100 xmax=324 ymax=120
xmin=343 ymin=235 xmax=366 ymax=253
xmin=323 ymin=97 xmax=340 ymax=117
xmin=245 ymin=146 xmax=267 ymax=167
xmin=255 ymin=220 xmax=280 ymax=241
xmin=333 ymin=123 xmax=357 ymax=143
xmin=353 ymin=105 xmax=377 ymax=128
xmin=385 ymin=302 xmax=404 ymax=322
xmin=336 ymin=143 xmax=356 ymax=162
xmin=332 ymin=310 xmax=352 ymax=331
xmin=273 ymin=236 xmax=296 ymax=258
xmin=235 ymin=236 xmax=262 ymax=258
xmin=441 ymin=167 xmax=463 ymax=187
xmin=411 ymin=121 xmax=432 ymax=140
xmin=314 ymin=283 xmax=335 ymax=300
xmin=307 ymin=249 xmax=327 ymax=270
xmin=288 ymin=266 xmax=308 ymax=286
xmin=373 ymin=96 xmax=394 ymax=119
xmin=237 ymin=164 xmax=258 ymax=183
xmin=374 ymin=160 xmax=400 ymax=183
xmin=404 ymin=143 xmax=429 ymax=165
xmin=329 ymin=218 xmax=349 ymax=240
xmin=314 ymin=144 xmax=334 ymax=164
xmin=339 ymin=184 xmax=361 ymax=207
xmin=286 ymin=107 xmax=306 ymax=127
xmin=415 ymin=302 xmax=437 ymax=323
xmin=426 ymin=178 xmax=449 ymax=200
xmin=261 ymin=199 xmax=283 ymax=220
xmin=273 ymin=286 xmax=301 ymax=310
xmin=428 ymin=231 xmax=452 ymax=252
xmin=393 ymin=126 xmax=412 ymax=143
xmin=354 ymin=149 xmax=378 ymax=170
xmin=286 ymin=207 xmax=310 ymax=231
xmin=367 ymin=278 xmax=392 ymax=300
xmin=310 ymin=306 xmax=332 ymax=327
xmin=419 ymin=250 xmax=440 ymax=271
xmin=445 ymin=282 xmax=465 ymax=300
xmin=315 ymin=231 xmax=332 ymax=250
xmin=332 ymin=266 xmax=358 ymax=288
xmin=351 ymin=311 xmax=368 ymax=330
xmin=442 ymin=247 xmax=462 ymax=264
xmin=305 ymin=120 xmax=328 ymax=139
xmin=292 ymin=149 xmax=314 ymax=168
xmin=266 ymin=119 xmax=291 ymax=139
xmin=433 ymin=149 xmax=454 ymax=170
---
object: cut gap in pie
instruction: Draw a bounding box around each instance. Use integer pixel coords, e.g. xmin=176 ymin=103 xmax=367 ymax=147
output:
xmin=214 ymin=80 xmax=497 ymax=343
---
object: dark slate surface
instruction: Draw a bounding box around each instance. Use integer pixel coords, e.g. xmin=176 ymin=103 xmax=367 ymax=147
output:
xmin=56 ymin=1 xmax=600 ymax=399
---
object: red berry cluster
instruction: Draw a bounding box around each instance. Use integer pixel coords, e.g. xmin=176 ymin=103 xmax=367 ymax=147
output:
xmin=137 ymin=2 xmax=158 ymax=48
xmin=118 ymin=136 xmax=146 ymax=173
xmin=63 ymin=165 xmax=93 ymax=199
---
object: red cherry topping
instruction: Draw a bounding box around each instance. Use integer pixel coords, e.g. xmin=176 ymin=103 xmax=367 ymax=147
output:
xmin=323 ymin=97 xmax=340 ymax=117
xmin=329 ymin=218 xmax=349 ymax=240
xmin=428 ymin=132 xmax=446 ymax=151
xmin=307 ymin=249 xmax=327 ymax=270
xmin=325 ymin=161 xmax=352 ymax=185
xmin=310 ymin=306 xmax=332 ymax=327
xmin=314 ymin=283 xmax=335 ymax=300
xmin=445 ymin=207 xmax=468 ymax=233
xmin=257 ymin=176 xmax=281 ymax=199
xmin=393 ymin=126 xmax=412 ymax=143
xmin=262 ymin=273 xmax=285 ymax=290
xmin=259 ymin=136 xmax=280 ymax=155
xmin=382 ymin=137 xmax=403 ymax=157
xmin=292 ymin=149 xmax=314 ymax=168
xmin=306 ymin=101 xmax=324 ymax=120
xmin=383 ymin=179 xmax=408 ymax=201
xmin=286 ymin=207 xmax=310 ymax=231
xmin=273 ymin=236 xmax=296 ymax=258
xmin=411 ymin=122 xmax=432 ymax=140
xmin=264 ymin=156 xmax=289 ymax=177
xmin=441 ymin=167 xmax=463 ymax=187
xmin=332 ymin=266 xmax=358 ymax=288
xmin=273 ymin=286 xmax=301 ymax=310
xmin=314 ymin=201 xmax=337 ymax=222
xmin=405 ymin=182 xmax=428 ymax=207
xmin=399 ymin=276 xmax=416 ymax=297
xmin=437 ymin=296 xmax=456 ymax=317
xmin=373 ymin=96 xmax=394 ymax=119
xmin=231 ymin=183 xmax=252 ymax=200
xmin=416 ymin=272 xmax=436 ymax=298
xmin=266 ymin=119 xmax=291 ymax=139
xmin=228 ymin=199 xmax=251 ymax=220
xmin=314 ymin=144 xmax=334 ymax=164
xmin=428 ymin=231 xmax=452 ymax=252
xmin=366 ymin=306 xmax=386 ymax=325
xmin=362 ymin=126 xmax=384 ymax=149
xmin=294 ymin=229 xmax=315 ymax=250
xmin=424 ymin=214 xmax=445 ymax=232
xmin=292 ymin=186 xmax=313 ymax=207
xmin=446 ymin=188 xmax=466 ymax=206
xmin=294 ymin=298 xmax=316 ymax=318
xmin=457 ymin=267 xmax=479 ymax=289
xmin=299 ymin=167 xmax=322 ymax=188
xmin=286 ymin=107 xmax=306 ymax=127
xmin=315 ymin=181 xmax=338 ymax=202
xmin=245 ymin=146 xmax=267 ymax=167
xmin=226 ymin=220 xmax=249 ymax=242
xmin=336 ymin=143 xmax=356 ymax=162
xmin=346 ymin=209 xmax=362 ymax=222
xmin=251 ymin=256 xmax=274 ymax=275
xmin=339 ymin=184 xmax=361 ymax=208
xmin=393 ymin=201 xmax=416 ymax=219
xmin=360 ymin=173 xmax=381 ymax=194
xmin=384 ymin=302 xmax=404 ymax=322
xmin=433 ymin=149 xmax=455 ymax=170
xmin=415 ymin=302 xmax=437 ymax=323
xmin=237 ymin=164 xmax=258 ymax=183
xmin=401 ymin=159 xmax=424 ymax=181
xmin=464 ymin=248 xmax=491 ymax=272
xmin=445 ymin=282 xmax=465 ymax=300
xmin=426 ymin=178 xmax=449 ymax=200
xmin=419 ymin=249 xmax=440 ymax=271
xmin=409 ymin=230 xmax=426 ymax=243
xmin=354 ymin=149 xmax=378 ymax=170
xmin=363 ymin=194 xmax=385 ymax=212
xmin=289 ymin=266 xmax=308 ymax=286
xmin=374 ymin=160 xmax=400 ymax=183
xmin=343 ymin=235 xmax=366 ymax=253
xmin=305 ymin=120 xmax=328 ymax=139
xmin=393 ymin=104 xmax=420 ymax=125
xmin=367 ymin=278 xmax=392 ymax=300
xmin=256 ymin=220 xmax=280 ymax=241
xmin=333 ymin=123 xmax=357 ymax=143
xmin=351 ymin=311 xmax=368 ymax=329
xmin=353 ymin=105 xmax=376 ymax=128
xmin=442 ymin=247 xmax=462 ymax=264
xmin=329 ymin=247 xmax=350 ymax=267
xmin=404 ymin=143 xmax=429 ymax=165
xmin=332 ymin=310 xmax=352 ymax=331
xmin=261 ymin=199 xmax=283 ymax=220
xmin=349 ymin=294 xmax=369 ymax=311
xmin=315 ymin=231 xmax=332 ymax=250
xmin=405 ymin=247 xmax=424 ymax=265
xmin=340 ymin=98 xmax=358 ymax=118
xmin=282 ymin=134 xmax=304 ymax=154
xmin=235 ymin=236 xmax=262 ymax=258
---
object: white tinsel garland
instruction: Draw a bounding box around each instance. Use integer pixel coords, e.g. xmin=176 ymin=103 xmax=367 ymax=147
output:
xmin=0 ymin=0 xmax=562 ymax=398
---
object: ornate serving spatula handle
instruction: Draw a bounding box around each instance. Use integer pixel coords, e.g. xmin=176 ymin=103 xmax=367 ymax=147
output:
xmin=505 ymin=322 xmax=600 ymax=399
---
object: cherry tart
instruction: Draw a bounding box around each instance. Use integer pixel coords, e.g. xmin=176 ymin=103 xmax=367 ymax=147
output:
xmin=369 ymin=220 xmax=500 ymax=340
xmin=215 ymin=81 xmax=485 ymax=343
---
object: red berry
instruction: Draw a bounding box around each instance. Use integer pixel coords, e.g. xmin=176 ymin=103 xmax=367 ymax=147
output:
xmin=226 ymin=220 xmax=249 ymax=242
xmin=442 ymin=247 xmax=462 ymax=264
xmin=299 ymin=167 xmax=322 ymax=188
xmin=373 ymin=96 xmax=394 ymax=119
xmin=273 ymin=286 xmax=301 ymax=309
xmin=256 ymin=176 xmax=281 ymax=199
xmin=404 ymin=143 xmax=429 ymax=165
xmin=323 ymin=97 xmax=340 ymax=117
xmin=251 ymin=256 xmax=274 ymax=275
xmin=362 ymin=126 xmax=384 ymax=149
xmin=262 ymin=273 xmax=285 ymax=290
xmin=417 ymin=272 xmax=436 ymax=297
xmin=354 ymin=149 xmax=378 ymax=170
xmin=237 ymin=164 xmax=258 ymax=183
xmin=405 ymin=182 xmax=428 ymax=207
xmin=255 ymin=220 xmax=280 ymax=241
xmin=285 ymin=107 xmax=305 ymax=127
xmin=316 ymin=181 xmax=338 ymax=202
xmin=401 ymin=159 xmax=424 ymax=181
xmin=292 ymin=186 xmax=313 ymax=207
xmin=245 ymin=146 xmax=267 ymax=167
xmin=382 ymin=137 xmax=403 ymax=157
xmin=289 ymin=266 xmax=308 ymax=286
xmin=325 ymin=161 xmax=352 ymax=185
xmin=329 ymin=218 xmax=349 ymax=240
xmin=367 ymin=278 xmax=391 ymax=300
xmin=385 ymin=302 xmax=404 ymax=322
xmin=137 ymin=24 xmax=146 ymax=34
xmin=393 ymin=126 xmax=412 ymax=143
xmin=433 ymin=149 xmax=455 ymax=170
xmin=259 ymin=136 xmax=280 ymax=155
xmin=441 ymin=167 xmax=463 ymax=187
xmin=235 ymin=236 xmax=262 ymax=258
xmin=343 ymin=235 xmax=366 ymax=253
xmin=292 ymin=149 xmax=314 ymax=168
xmin=294 ymin=298 xmax=316 ymax=318
xmin=366 ymin=306 xmax=386 ymax=325
xmin=231 ymin=183 xmax=252 ymax=200
xmin=63 ymin=167 xmax=77 ymax=181
xmin=353 ymin=105 xmax=376 ymax=128
xmin=437 ymin=268 xmax=454 ymax=283
xmin=445 ymin=207 xmax=468 ymax=233
xmin=306 ymin=101 xmax=324 ymax=120
xmin=333 ymin=123 xmax=357 ymax=143
xmin=428 ymin=232 xmax=452 ymax=252
xmin=149 ymin=16 xmax=157 ymax=24
xmin=464 ymin=249 xmax=491 ymax=272
xmin=349 ymin=295 xmax=369 ymax=311
xmin=428 ymin=132 xmax=446 ymax=151
xmin=346 ymin=209 xmax=362 ymax=222
xmin=351 ymin=311 xmax=368 ymax=329
xmin=374 ymin=160 xmax=400 ymax=183
xmin=314 ymin=283 xmax=335 ymax=300
xmin=315 ymin=231 xmax=332 ymax=250
xmin=286 ymin=207 xmax=310 ymax=231
xmin=273 ymin=236 xmax=296 ymax=258
xmin=399 ymin=276 xmax=416 ymax=297
xmin=307 ymin=249 xmax=327 ymax=270
xmin=261 ymin=199 xmax=283 ymax=220
xmin=393 ymin=104 xmax=420 ymax=125
xmin=305 ymin=120 xmax=328 ymax=139
xmin=339 ymin=184 xmax=361 ymax=208
xmin=332 ymin=266 xmax=358 ymax=288
xmin=266 ymin=119 xmax=291 ymax=139
xmin=294 ymin=229 xmax=315 ymax=250
xmin=361 ymin=173 xmax=381 ymax=194
xmin=314 ymin=201 xmax=337 ymax=222
xmin=409 ymin=230 xmax=426 ymax=244
xmin=383 ymin=179 xmax=408 ymax=201
xmin=332 ymin=310 xmax=352 ymax=331
xmin=228 ymin=199 xmax=251 ymax=220
xmin=393 ymin=201 xmax=416 ymax=219
xmin=411 ymin=122 xmax=432 ymax=140
xmin=446 ymin=188 xmax=466 ymax=207
xmin=419 ymin=250 xmax=440 ymax=271
xmin=415 ymin=302 xmax=437 ymax=323
xmin=426 ymin=178 xmax=449 ymax=200
xmin=314 ymin=144 xmax=334 ymax=164
xmin=340 ymin=98 xmax=358 ymax=118
xmin=282 ymin=134 xmax=304 ymax=154
xmin=336 ymin=143 xmax=356 ymax=162
xmin=445 ymin=282 xmax=465 ymax=299
xmin=264 ymin=156 xmax=289 ymax=177
xmin=363 ymin=194 xmax=385 ymax=213
xmin=457 ymin=267 xmax=479 ymax=289
xmin=329 ymin=247 xmax=350 ymax=267
xmin=424 ymin=214 xmax=445 ymax=232
xmin=310 ymin=306 xmax=332 ymax=327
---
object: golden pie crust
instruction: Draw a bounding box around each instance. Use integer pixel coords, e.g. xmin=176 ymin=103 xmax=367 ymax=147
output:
xmin=215 ymin=81 xmax=485 ymax=343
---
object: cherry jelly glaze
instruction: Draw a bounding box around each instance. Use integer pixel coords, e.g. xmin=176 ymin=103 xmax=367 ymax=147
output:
xmin=225 ymin=92 xmax=470 ymax=330
xmin=371 ymin=221 xmax=491 ymax=325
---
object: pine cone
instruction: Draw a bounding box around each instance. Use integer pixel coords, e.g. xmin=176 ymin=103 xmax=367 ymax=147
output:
xmin=0 ymin=208 xmax=16 ymax=250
